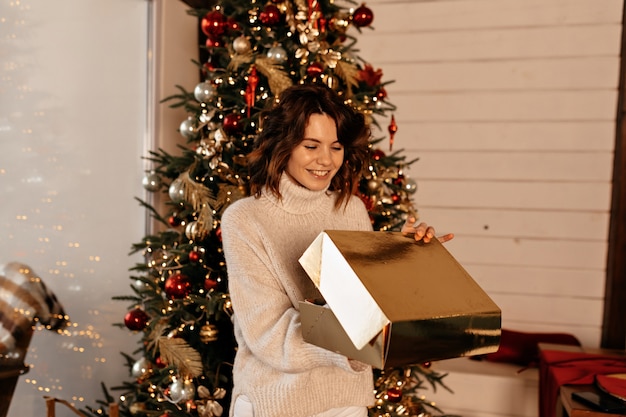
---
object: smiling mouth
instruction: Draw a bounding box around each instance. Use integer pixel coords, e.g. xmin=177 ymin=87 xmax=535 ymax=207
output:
xmin=309 ymin=170 xmax=330 ymax=177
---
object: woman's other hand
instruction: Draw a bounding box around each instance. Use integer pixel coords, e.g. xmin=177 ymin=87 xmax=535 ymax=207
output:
xmin=401 ymin=216 xmax=454 ymax=244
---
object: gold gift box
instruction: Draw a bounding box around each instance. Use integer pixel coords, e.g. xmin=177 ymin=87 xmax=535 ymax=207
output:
xmin=298 ymin=230 xmax=501 ymax=369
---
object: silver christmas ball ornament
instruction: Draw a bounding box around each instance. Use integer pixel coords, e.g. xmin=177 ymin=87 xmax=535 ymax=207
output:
xmin=185 ymin=221 xmax=200 ymax=240
xmin=131 ymin=357 xmax=152 ymax=379
xmin=194 ymin=81 xmax=215 ymax=103
xmin=266 ymin=45 xmax=287 ymax=64
xmin=142 ymin=172 xmax=161 ymax=192
xmin=179 ymin=117 xmax=195 ymax=139
xmin=233 ymin=35 xmax=251 ymax=54
xmin=168 ymin=379 xmax=196 ymax=403
xmin=168 ymin=178 xmax=186 ymax=203
xmin=404 ymin=178 xmax=418 ymax=195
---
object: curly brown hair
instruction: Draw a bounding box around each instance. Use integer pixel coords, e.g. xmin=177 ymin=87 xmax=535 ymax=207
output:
xmin=247 ymin=83 xmax=370 ymax=209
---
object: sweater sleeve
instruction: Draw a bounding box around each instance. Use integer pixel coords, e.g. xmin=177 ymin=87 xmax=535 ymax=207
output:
xmin=221 ymin=203 xmax=359 ymax=374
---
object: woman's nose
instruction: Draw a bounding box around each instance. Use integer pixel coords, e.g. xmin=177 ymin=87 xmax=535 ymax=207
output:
xmin=316 ymin=148 xmax=332 ymax=164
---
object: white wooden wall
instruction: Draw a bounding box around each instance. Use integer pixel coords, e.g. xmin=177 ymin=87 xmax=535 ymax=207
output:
xmin=357 ymin=0 xmax=622 ymax=348
xmin=354 ymin=2 xmax=623 ymax=415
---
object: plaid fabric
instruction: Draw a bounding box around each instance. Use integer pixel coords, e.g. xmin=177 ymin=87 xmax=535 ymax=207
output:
xmin=0 ymin=262 xmax=69 ymax=359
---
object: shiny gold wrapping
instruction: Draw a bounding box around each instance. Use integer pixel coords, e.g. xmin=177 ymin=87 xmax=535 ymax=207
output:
xmin=298 ymin=231 xmax=501 ymax=369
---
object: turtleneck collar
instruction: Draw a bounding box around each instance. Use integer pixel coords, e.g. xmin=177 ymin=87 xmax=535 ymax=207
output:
xmin=263 ymin=172 xmax=332 ymax=214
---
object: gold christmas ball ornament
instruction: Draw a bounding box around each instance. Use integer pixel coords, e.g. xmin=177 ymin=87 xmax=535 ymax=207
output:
xmin=367 ymin=178 xmax=381 ymax=192
xmin=200 ymin=323 xmax=219 ymax=343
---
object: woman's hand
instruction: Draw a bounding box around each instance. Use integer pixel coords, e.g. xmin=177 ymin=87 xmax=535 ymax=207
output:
xmin=401 ymin=216 xmax=454 ymax=244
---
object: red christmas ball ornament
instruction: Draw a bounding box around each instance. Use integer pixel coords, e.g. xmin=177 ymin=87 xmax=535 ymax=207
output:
xmin=205 ymin=37 xmax=223 ymax=48
xmin=422 ymin=361 xmax=432 ymax=368
xmin=306 ymin=62 xmax=324 ymax=78
xmin=222 ymin=113 xmax=242 ymax=136
xmin=372 ymin=149 xmax=386 ymax=161
xmin=203 ymin=55 xmax=219 ymax=74
xmin=352 ymin=4 xmax=374 ymax=27
xmin=164 ymin=273 xmax=192 ymax=299
xmin=201 ymin=10 xmax=226 ymax=39
xmin=386 ymin=387 xmax=403 ymax=403
xmin=259 ymin=4 xmax=282 ymax=26
xmin=205 ymin=277 xmax=219 ymax=291
xmin=227 ymin=17 xmax=242 ymax=33
xmin=189 ymin=250 xmax=201 ymax=263
xmin=215 ymin=226 xmax=222 ymax=242
xmin=124 ymin=308 xmax=150 ymax=331
xmin=391 ymin=193 xmax=401 ymax=204
xmin=168 ymin=215 xmax=181 ymax=227
xmin=155 ymin=356 xmax=167 ymax=368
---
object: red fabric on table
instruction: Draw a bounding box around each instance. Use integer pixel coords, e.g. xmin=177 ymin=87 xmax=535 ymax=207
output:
xmin=539 ymin=349 xmax=626 ymax=417
xmin=597 ymin=374 xmax=626 ymax=400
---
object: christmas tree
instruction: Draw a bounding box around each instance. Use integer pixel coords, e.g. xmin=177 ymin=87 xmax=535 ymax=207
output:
xmin=87 ymin=1 xmax=456 ymax=416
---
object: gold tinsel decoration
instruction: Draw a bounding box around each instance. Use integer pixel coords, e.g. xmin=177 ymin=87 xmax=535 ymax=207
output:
xmin=227 ymin=51 xmax=254 ymax=71
xmin=254 ymin=56 xmax=293 ymax=97
xmin=157 ymin=336 xmax=204 ymax=378
xmin=333 ymin=59 xmax=360 ymax=97
xmin=177 ymin=167 xmax=216 ymax=240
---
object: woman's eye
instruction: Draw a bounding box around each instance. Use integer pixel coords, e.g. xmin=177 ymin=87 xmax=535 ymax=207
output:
xmin=332 ymin=146 xmax=343 ymax=151
xmin=304 ymin=145 xmax=317 ymax=150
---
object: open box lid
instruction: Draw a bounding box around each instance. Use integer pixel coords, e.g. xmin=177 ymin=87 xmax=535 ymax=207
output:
xmin=299 ymin=230 xmax=501 ymax=350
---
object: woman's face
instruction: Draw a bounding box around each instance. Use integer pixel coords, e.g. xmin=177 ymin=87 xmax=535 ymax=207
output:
xmin=285 ymin=113 xmax=344 ymax=191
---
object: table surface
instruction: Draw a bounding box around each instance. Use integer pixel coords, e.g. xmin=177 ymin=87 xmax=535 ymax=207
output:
xmin=540 ymin=343 xmax=626 ymax=417
xmin=560 ymin=385 xmax=626 ymax=417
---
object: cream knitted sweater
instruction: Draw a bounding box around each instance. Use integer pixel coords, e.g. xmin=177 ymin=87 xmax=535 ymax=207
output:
xmin=221 ymin=174 xmax=375 ymax=417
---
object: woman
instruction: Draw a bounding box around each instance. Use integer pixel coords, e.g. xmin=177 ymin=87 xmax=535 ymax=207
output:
xmin=221 ymin=83 xmax=453 ymax=417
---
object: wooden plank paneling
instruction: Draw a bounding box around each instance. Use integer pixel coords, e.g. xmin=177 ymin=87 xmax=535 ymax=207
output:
xmin=409 ymin=151 xmax=613 ymax=181
xmin=464 ymin=264 xmax=605 ymax=298
xmin=418 ymin=208 xmax=609 ymax=241
xmin=443 ymin=236 xmax=607 ymax=269
xmin=385 ymin=121 xmax=615 ymax=152
xmin=414 ymin=180 xmax=612 ymax=211
xmin=491 ymin=293 xmax=604 ymax=326
xmin=365 ymin=0 xmax=623 ymax=30
xmin=357 ymin=26 xmax=622 ymax=62
xmin=355 ymin=0 xmax=622 ymax=412
xmin=382 ymin=58 xmax=620 ymax=91
xmin=355 ymin=0 xmax=620 ymax=368
xmin=390 ymin=91 xmax=618 ymax=122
